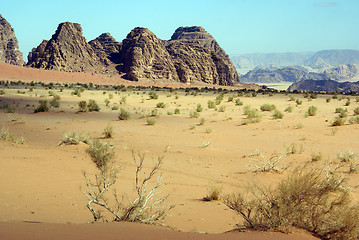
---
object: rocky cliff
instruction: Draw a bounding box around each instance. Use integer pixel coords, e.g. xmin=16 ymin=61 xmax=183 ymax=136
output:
xmin=27 ymin=22 xmax=238 ymax=85
xmin=27 ymin=22 xmax=108 ymax=73
xmin=0 ymin=14 xmax=24 ymax=65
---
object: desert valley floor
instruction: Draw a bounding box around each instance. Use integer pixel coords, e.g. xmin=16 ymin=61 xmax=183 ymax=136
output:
xmin=1 ymin=68 xmax=359 ymax=239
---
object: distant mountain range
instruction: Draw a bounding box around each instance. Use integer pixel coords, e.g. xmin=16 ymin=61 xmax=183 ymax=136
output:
xmin=288 ymin=80 xmax=359 ymax=93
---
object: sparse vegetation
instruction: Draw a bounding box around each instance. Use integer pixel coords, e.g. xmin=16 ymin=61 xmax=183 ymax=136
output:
xmin=146 ymin=117 xmax=156 ymax=125
xmin=118 ymin=108 xmax=131 ymax=120
xmin=103 ymin=124 xmax=114 ymax=139
xmin=272 ymin=109 xmax=283 ymax=119
xmin=34 ymin=100 xmax=49 ymax=113
xmin=0 ymin=127 xmax=24 ymax=144
xmin=260 ymin=103 xmax=276 ymax=111
xmin=58 ymin=131 xmax=91 ymax=145
xmin=202 ymin=184 xmax=222 ymax=201
xmin=306 ymin=105 xmax=317 ymax=116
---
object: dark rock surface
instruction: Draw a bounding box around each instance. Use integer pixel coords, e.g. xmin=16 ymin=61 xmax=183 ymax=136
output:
xmin=288 ymin=79 xmax=359 ymax=93
xmin=0 ymin=14 xmax=24 ymax=65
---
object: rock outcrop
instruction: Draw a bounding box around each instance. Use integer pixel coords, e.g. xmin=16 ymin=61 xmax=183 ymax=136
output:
xmin=27 ymin=22 xmax=238 ymax=85
xmin=168 ymin=26 xmax=239 ymax=85
xmin=27 ymin=22 xmax=108 ymax=73
xmin=288 ymin=80 xmax=359 ymax=93
xmin=0 ymin=14 xmax=24 ymax=65
xmin=119 ymin=27 xmax=179 ymax=82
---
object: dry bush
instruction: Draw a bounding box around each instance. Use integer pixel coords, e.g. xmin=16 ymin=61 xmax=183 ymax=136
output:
xmin=103 ymin=124 xmax=114 ymax=139
xmin=83 ymin=146 xmax=173 ymax=224
xmin=0 ymin=127 xmax=24 ymax=144
xmin=58 ymin=131 xmax=91 ymax=146
xmin=223 ymin=169 xmax=359 ymax=239
xmin=202 ymin=184 xmax=222 ymax=201
xmin=249 ymin=151 xmax=289 ymax=173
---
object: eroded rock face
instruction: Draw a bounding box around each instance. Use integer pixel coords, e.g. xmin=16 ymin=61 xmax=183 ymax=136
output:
xmin=119 ymin=27 xmax=179 ymax=81
xmin=168 ymin=26 xmax=239 ymax=85
xmin=0 ymin=14 xmax=24 ymax=65
xmin=89 ymin=33 xmax=122 ymax=64
xmin=27 ymin=22 xmax=107 ymax=73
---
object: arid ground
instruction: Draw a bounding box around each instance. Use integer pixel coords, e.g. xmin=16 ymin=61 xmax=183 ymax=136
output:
xmin=1 ymin=63 xmax=359 ymax=239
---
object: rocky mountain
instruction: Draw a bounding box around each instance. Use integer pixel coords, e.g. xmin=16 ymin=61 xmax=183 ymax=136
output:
xmin=288 ymin=79 xmax=359 ymax=93
xmin=27 ymin=23 xmax=239 ymax=86
xmin=27 ymin=22 xmax=109 ymax=73
xmin=241 ymin=64 xmax=359 ymax=83
xmin=0 ymin=14 xmax=24 ymax=65
xmin=231 ymin=50 xmax=359 ymax=72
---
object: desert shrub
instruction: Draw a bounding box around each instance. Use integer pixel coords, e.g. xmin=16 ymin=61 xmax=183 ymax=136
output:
xmin=227 ymin=95 xmax=234 ymax=102
xmin=335 ymin=107 xmax=348 ymax=118
xmin=353 ymin=107 xmax=359 ymax=116
xmin=284 ymin=106 xmax=293 ymax=113
xmin=249 ymin=151 xmax=288 ymax=173
xmin=71 ymin=89 xmax=81 ymax=97
xmin=34 ymin=100 xmax=49 ymax=113
xmin=104 ymin=99 xmax=110 ymax=107
xmin=295 ymin=99 xmax=302 ymax=105
xmin=78 ymin=101 xmax=88 ymax=112
xmin=311 ymin=152 xmax=323 ymax=162
xmin=149 ymin=91 xmax=158 ymax=99
xmin=0 ymin=89 xmax=5 ymax=95
xmin=156 ymin=102 xmax=166 ymax=108
xmin=167 ymin=111 xmax=173 ymax=115
xmin=118 ymin=108 xmax=131 ymax=120
xmin=50 ymin=97 xmax=60 ymax=108
xmin=111 ymin=105 xmax=119 ymax=111
xmin=0 ymin=127 xmax=24 ymax=144
xmin=189 ymin=111 xmax=200 ymax=118
xmin=88 ymin=100 xmax=100 ymax=112
xmin=103 ymin=124 xmax=113 ymax=139
xmin=58 ymin=131 xmax=90 ymax=145
xmin=174 ymin=108 xmax=180 ymax=114
xmin=288 ymin=95 xmax=295 ymax=101
xmin=223 ymin=170 xmax=359 ymax=239
xmin=345 ymin=99 xmax=351 ymax=106
xmin=146 ymin=117 xmax=156 ymax=125
xmin=337 ymin=149 xmax=356 ymax=163
xmin=332 ymin=116 xmax=346 ymax=126
xmin=326 ymin=98 xmax=331 ymax=103
xmin=242 ymin=106 xmax=262 ymax=125
xmin=203 ymin=184 xmax=222 ymax=201
xmin=150 ymin=109 xmax=158 ymax=117
xmin=198 ymin=117 xmax=205 ymax=126
xmin=6 ymin=105 xmax=16 ymax=113
xmin=83 ymin=151 xmax=172 ymax=223
xmin=119 ymin=96 xmax=127 ymax=105
xmin=217 ymin=105 xmax=226 ymax=112
xmin=349 ymin=116 xmax=359 ymax=124
xmin=207 ymin=100 xmax=216 ymax=109
xmin=235 ymin=98 xmax=243 ymax=106
xmin=109 ymin=93 xmax=113 ymax=99
xmin=272 ymin=109 xmax=283 ymax=119
xmin=260 ymin=103 xmax=276 ymax=111
xmin=306 ymin=105 xmax=317 ymax=116
xmin=196 ymin=104 xmax=203 ymax=112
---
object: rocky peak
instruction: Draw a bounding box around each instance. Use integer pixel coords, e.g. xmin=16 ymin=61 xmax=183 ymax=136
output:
xmin=89 ymin=32 xmax=121 ymax=65
xmin=119 ymin=27 xmax=179 ymax=81
xmin=27 ymin=21 xmax=109 ymax=73
xmin=0 ymin=14 xmax=24 ymax=65
xmin=170 ymin=26 xmax=208 ymax=41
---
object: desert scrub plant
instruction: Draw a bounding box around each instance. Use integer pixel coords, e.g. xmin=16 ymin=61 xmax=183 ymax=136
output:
xmin=337 ymin=149 xmax=356 ymax=163
xmin=146 ymin=117 xmax=156 ymax=125
xmin=50 ymin=96 xmax=60 ymax=108
xmin=223 ymin=170 xmax=359 ymax=239
xmin=0 ymin=89 xmax=5 ymax=95
xmin=349 ymin=116 xmax=359 ymax=124
xmin=58 ymin=131 xmax=91 ymax=145
xmin=332 ymin=116 xmax=346 ymax=126
xmin=8 ymin=114 xmax=26 ymax=124
xmin=353 ymin=107 xmax=359 ymax=116
xmin=78 ymin=101 xmax=88 ymax=112
xmin=118 ymin=108 xmax=131 ymax=120
xmin=295 ymin=99 xmax=302 ymax=105
xmin=156 ymin=102 xmax=166 ymax=108
xmin=306 ymin=105 xmax=317 ymax=116
xmin=260 ymin=103 xmax=276 ymax=111
xmin=202 ymin=184 xmax=222 ymax=201
xmin=88 ymin=100 xmax=100 ymax=112
xmin=311 ymin=152 xmax=323 ymax=162
xmin=207 ymin=100 xmax=216 ymax=109
xmin=83 ymin=150 xmax=173 ymax=223
xmin=0 ymin=127 xmax=25 ymax=144
xmin=34 ymin=100 xmax=49 ymax=113
xmin=148 ymin=91 xmax=158 ymax=99
xmin=335 ymin=107 xmax=348 ymax=118
xmin=249 ymin=151 xmax=288 ymax=173
xmin=235 ymin=98 xmax=243 ymax=106
xmin=217 ymin=105 xmax=226 ymax=112
xmin=241 ymin=106 xmax=262 ymax=125
xmin=104 ymin=99 xmax=110 ymax=107
xmin=119 ymin=96 xmax=127 ymax=105
xmin=284 ymin=106 xmax=293 ymax=113
xmin=103 ymin=124 xmax=114 ymax=139
xmin=196 ymin=103 xmax=203 ymax=112
xmin=189 ymin=111 xmax=200 ymax=118
xmin=272 ymin=109 xmax=283 ymax=119
xmin=198 ymin=117 xmax=205 ymax=126
xmin=174 ymin=108 xmax=180 ymax=114
xmin=286 ymin=143 xmax=304 ymax=154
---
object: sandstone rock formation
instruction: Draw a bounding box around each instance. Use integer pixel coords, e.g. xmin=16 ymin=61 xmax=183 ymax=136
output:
xmin=27 ymin=22 xmax=239 ymax=85
xmin=0 ymin=14 xmax=24 ymax=65
xmin=119 ymin=27 xmax=179 ymax=82
xmin=27 ymin=22 xmax=108 ymax=73
xmin=168 ymin=26 xmax=239 ymax=85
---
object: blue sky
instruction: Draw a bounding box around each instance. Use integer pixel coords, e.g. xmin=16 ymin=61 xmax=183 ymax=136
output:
xmin=2 ymin=0 xmax=359 ymax=60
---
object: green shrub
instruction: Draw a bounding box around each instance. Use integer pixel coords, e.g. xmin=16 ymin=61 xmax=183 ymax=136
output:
xmin=217 ymin=105 xmax=226 ymax=112
xmin=207 ymin=100 xmax=216 ymax=109
xmin=0 ymin=127 xmax=25 ymax=144
xmin=296 ymin=99 xmax=302 ymax=105
xmin=88 ymin=100 xmax=100 ymax=112
xmin=58 ymin=131 xmax=90 ymax=145
xmin=0 ymin=89 xmax=5 ymax=95
xmin=203 ymin=184 xmax=222 ymax=201
xmin=242 ymin=106 xmax=262 ymax=125
xmin=174 ymin=108 xmax=180 ymax=114
xmin=118 ymin=108 xmax=131 ymax=120
xmin=103 ymin=124 xmax=113 ymax=139
xmin=260 ymin=104 xmax=276 ymax=111
xmin=119 ymin=96 xmax=127 ymax=105
xmin=105 ymin=99 xmax=110 ymax=107
xmin=146 ymin=117 xmax=156 ymax=125
xmin=189 ymin=111 xmax=200 ymax=118
xmin=335 ymin=108 xmax=348 ymax=118
xmin=353 ymin=107 xmax=359 ymax=116
xmin=7 ymin=105 xmax=16 ymax=113
xmin=196 ymin=104 xmax=203 ymax=112
xmin=149 ymin=91 xmax=158 ymax=99
xmin=284 ymin=106 xmax=293 ymax=113
xmin=111 ymin=105 xmax=119 ymax=111
xmin=345 ymin=99 xmax=351 ymax=106
xmin=86 ymin=140 xmax=114 ymax=169
xmin=34 ymin=100 xmax=49 ymax=113
xmin=235 ymin=98 xmax=243 ymax=106
xmin=272 ymin=109 xmax=284 ymax=119
xmin=307 ymin=106 xmax=317 ymax=116
xmin=50 ymin=97 xmax=60 ymax=108
xmin=332 ymin=116 xmax=346 ymax=126
xmin=349 ymin=116 xmax=359 ymax=125
xmin=78 ymin=101 xmax=88 ymax=112
xmin=156 ymin=102 xmax=166 ymax=108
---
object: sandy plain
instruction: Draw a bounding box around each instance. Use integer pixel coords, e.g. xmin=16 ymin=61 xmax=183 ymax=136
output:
xmin=1 ymin=63 xmax=359 ymax=239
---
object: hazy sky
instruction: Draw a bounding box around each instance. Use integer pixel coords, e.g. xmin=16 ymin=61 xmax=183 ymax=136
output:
xmin=2 ymin=0 xmax=359 ymax=60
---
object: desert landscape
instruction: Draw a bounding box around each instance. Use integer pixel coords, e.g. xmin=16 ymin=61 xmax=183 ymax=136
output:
xmin=1 ymin=62 xmax=359 ymax=239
